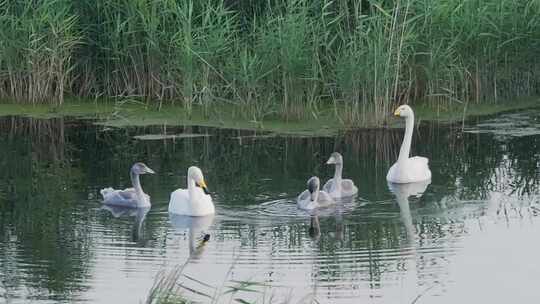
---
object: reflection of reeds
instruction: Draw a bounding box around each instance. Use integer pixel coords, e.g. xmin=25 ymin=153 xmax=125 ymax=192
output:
xmin=0 ymin=117 xmax=92 ymax=296
xmin=0 ymin=116 xmax=67 ymax=162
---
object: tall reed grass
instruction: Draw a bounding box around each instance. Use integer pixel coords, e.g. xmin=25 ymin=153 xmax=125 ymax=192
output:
xmin=1 ymin=0 xmax=540 ymax=124
xmin=0 ymin=0 xmax=79 ymax=105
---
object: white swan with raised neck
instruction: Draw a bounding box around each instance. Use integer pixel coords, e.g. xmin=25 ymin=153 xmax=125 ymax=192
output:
xmin=100 ymin=162 xmax=155 ymax=208
xmin=386 ymin=105 xmax=432 ymax=183
xmin=322 ymin=152 xmax=358 ymax=198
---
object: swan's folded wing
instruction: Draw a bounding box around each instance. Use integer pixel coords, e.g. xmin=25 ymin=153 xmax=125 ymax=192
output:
xmin=410 ymin=156 xmax=432 ymax=181
xmin=322 ymin=179 xmax=334 ymax=193
xmin=170 ymin=188 xmax=189 ymax=201
xmin=169 ymin=189 xmax=192 ymax=214
xmin=411 ymin=156 xmax=429 ymax=165
xmin=297 ymin=190 xmax=310 ymax=203
xmin=100 ymin=187 xmax=115 ymax=197
xmin=117 ymin=188 xmax=137 ymax=200
xmin=341 ymin=179 xmax=358 ymax=193
xmin=101 ymin=187 xmax=136 ymax=200
xmin=317 ymin=191 xmax=336 ymax=208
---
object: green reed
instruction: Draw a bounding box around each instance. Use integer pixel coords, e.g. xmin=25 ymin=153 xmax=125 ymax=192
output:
xmin=1 ymin=0 xmax=539 ymax=125
xmin=0 ymin=0 xmax=79 ymax=105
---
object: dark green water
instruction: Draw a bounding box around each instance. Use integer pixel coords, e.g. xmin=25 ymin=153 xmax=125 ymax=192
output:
xmin=0 ymin=110 xmax=539 ymax=303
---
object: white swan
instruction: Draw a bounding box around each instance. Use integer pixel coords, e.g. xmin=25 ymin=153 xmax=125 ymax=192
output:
xmin=322 ymin=152 xmax=358 ymax=198
xmin=100 ymin=162 xmax=155 ymax=208
xmin=386 ymin=105 xmax=432 ymax=183
xmin=168 ymin=166 xmax=215 ymax=216
xmin=297 ymin=176 xmax=335 ymax=210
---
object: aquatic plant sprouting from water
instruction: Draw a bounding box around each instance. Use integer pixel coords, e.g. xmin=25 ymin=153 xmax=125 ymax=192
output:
xmin=146 ymin=260 xmax=306 ymax=304
xmin=0 ymin=0 xmax=80 ymax=105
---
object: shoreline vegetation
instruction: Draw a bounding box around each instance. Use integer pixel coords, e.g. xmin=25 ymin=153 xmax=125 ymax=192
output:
xmin=0 ymin=97 xmax=537 ymax=136
xmin=1 ymin=0 xmax=540 ymax=127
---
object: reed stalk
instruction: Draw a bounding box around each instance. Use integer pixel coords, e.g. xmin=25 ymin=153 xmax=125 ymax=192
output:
xmin=1 ymin=0 xmax=539 ymax=124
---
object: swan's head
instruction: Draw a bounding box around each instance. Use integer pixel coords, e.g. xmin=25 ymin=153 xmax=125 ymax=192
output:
xmin=188 ymin=166 xmax=210 ymax=195
xmin=307 ymin=176 xmax=320 ymax=201
xmin=326 ymin=152 xmax=343 ymax=165
xmin=131 ymin=162 xmax=155 ymax=175
xmin=393 ymin=105 xmax=413 ymax=118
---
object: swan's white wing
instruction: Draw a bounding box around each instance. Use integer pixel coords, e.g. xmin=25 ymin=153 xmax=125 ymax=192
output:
xmin=322 ymin=178 xmax=334 ymax=193
xmin=387 ymin=157 xmax=431 ymax=183
xmin=100 ymin=187 xmax=115 ymax=198
xmin=169 ymin=189 xmax=190 ymax=214
xmin=117 ymin=188 xmax=137 ymax=200
xmin=101 ymin=187 xmax=139 ymax=207
xmin=386 ymin=162 xmax=399 ymax=182
xmin=410 ymin=156 xmax=429 ymax=165
xmin=324 ymin=178 xmax=358 ymax=198
xmin=341 ymin=179 xmax=358 ymax=196
xmin=190 ymin=188 xmax=214 ymax=216
xmin=316 ymin=191 xmax=336 ymax=208
xmin=297 ymin=190 xmax=316 ymax=210
xmin=168 ymin=188 xmax=214 ymax=216
xmin=410 ymin=156 xmax=431 ymax=181
xmin=297 ymin=190 xmax=310 ymax=202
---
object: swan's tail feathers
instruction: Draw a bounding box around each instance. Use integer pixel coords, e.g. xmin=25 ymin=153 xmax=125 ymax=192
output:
xmin=100 ymin=187 xmax=115 ymax=198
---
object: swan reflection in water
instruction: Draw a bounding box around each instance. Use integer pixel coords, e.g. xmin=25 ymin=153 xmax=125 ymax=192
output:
xmin=387 ymin=180 xmax=431 ymax=240
xmin=101 ymin=205 xmax=151 ymax=242
xmin=387 ymin=180 xmax=432 ymax=301
xmin=307 ymin=197 xmax=350 ymax=242
xmin=169 ymin=214 xmax=214 ymax=259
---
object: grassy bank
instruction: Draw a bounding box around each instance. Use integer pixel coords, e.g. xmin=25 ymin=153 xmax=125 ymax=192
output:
xmin=0 ymin=97 xmax=537 ymax=136
xmin=1 ymin=0 xmax=540 ymax=125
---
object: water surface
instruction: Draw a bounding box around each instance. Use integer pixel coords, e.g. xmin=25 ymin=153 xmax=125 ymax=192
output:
xmin=0 ymin=110 xmax=539 ymax=303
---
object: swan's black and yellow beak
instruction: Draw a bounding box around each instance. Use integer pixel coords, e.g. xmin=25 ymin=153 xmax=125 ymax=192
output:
xmin=393 ymin=108 xmax=401 ymax=116
xmin=197 ymin=180 xmax=210 ymax=195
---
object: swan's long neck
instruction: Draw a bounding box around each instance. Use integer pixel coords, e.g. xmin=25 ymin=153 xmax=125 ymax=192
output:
xmin=398 ymin=114 xmax=414 ymax=164
xmin=333 ymin=163 xmax=343 ymax=189
xmin=187 ymin=175 xmax=196 ymax=198
xmin=131 ymin=171 xmax=145 ymax=201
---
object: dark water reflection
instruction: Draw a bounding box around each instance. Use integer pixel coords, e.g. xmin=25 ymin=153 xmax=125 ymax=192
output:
xmin=0 ymin=110 xmax=538 ymax=303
